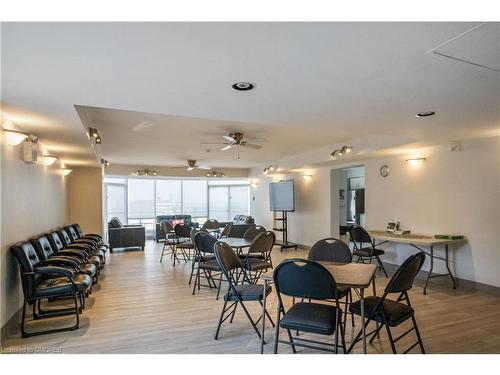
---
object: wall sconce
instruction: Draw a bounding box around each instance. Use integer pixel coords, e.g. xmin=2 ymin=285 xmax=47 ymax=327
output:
xmin=330 ymin=146 xmax=352 ymax=160
xmin=405 ymin=158 xmax=426 ymax=167
xmin=43 ymin=155 xmax=59 ymax=166
xmin=3 ymin=129 xmax=29 ymax=146
xmin=62 ymin=168 xmax=72 ymax=176
xmin=263 ymin=165 xmax=276 ymax=175
xmin=302 ymin=174 xmax=312 ymax=180
xmin=135 ymin=168 xmax=158 ymax=176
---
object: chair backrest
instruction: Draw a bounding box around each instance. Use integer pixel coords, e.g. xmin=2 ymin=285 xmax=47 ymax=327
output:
xmin=190 ymin=227 xmax=208 ymax=247
xmin=29 ymin=235 xmax=56 ymax=261
xmin=65 ymin=226 xmax=80 ymax=242
xmin=308 ymin=238 xmax=352 ymax=264
xmin=273 ymin=258 xmax=340 ymax=301
xmin=214 ymin=241 xmax=243 ymax=277
xmin=349 ymin=224 xmax=372 ymax=244
xmin=248 ymin=231 xmax=275 ymax=255
xmin=385 ymin=253 xmax=425 ymax=294
xmin=220 ymin=222 xmax=233 ymax=237
xmin=193 ymin=231 xmax=218 ymax=254
xmin=72 ymin=223 xmax=83 ymax=238
xmin=57 ymin=229 xmax=73 ymax=247
xmin=243 ymin=225 xmax=266 ymax=240
xmin=174 ymin=222 xmax=191 ymax=238
xmin=202 ymin=219 xmax=220 ymax=230
xmin=10 ymin=241 xmax=42 ymax=298
xmin=46 ymin=231 xmax=65 ymax=252
xmin=160 ymin=220 xmax=174 ymax=236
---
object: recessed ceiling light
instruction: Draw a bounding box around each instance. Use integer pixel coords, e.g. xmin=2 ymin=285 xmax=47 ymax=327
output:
xmin=416 ymin=111 xmax=436 ymax=118
xmin=232 ymin=82 xmax=255 ymax=91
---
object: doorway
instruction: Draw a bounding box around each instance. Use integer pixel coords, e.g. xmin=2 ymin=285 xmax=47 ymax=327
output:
xmin=331 ymin=166 xmax=365 ymax=241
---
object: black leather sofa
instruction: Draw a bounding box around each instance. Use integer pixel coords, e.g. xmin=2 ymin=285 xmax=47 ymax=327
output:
xmin=155 ymin=214 xmax=198 ymax=242
xmin=108 ymin=217 xmax=146 ymax=252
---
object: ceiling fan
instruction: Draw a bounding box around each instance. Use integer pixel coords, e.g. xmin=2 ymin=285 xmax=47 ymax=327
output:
xmin=186 ymin=160 xmax=211 ymax=171
xmin=202 ymin=132 xmax=263 ymax=151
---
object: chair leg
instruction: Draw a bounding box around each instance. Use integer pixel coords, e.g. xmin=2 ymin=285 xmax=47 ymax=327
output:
xmin=192 ymin=267 xmax=201 ymax=295
xmin=369 ymin=321 xmax=385 ymax=344
xmin=274 ymin=306 xmax=281 ymax=354
xmin=214 ymin=300 xmax=228 ymax=340
xmin=285 ymin=328 xmax=297 ymax=353
xmin=238 ymin=301 xmax=262 ymax=339
xmin=216 ymin=272 xmax=223 ymax=300
xmin=334 ymin=311 xmax=340 ymax=354
xmin=412 ymin=316 xmax=426 ymax=354
xmin=375 ymin=255 xmax=388 ymax=277
xmin=384 ymin=323 xmax=397 ymax=354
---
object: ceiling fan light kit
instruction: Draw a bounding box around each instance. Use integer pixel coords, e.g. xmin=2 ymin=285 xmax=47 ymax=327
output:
xmin=330 ymin=145 xmax=352 ymax=160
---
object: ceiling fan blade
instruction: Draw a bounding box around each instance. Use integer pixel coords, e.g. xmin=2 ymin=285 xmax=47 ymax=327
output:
xmin=221 ymin=145 xmax=234 ymax=151
xmin=223 ymin=135 xmax=237 ymax=143
xmin=241 ymin=143 xmax=262 ymax=149
xmin=187 ymin=167 xmax=194 ymax=171
xmin=198 ymin=165 xmax=212 ymax=170
xmin=201 ymin=142 xmax=227 ymax=145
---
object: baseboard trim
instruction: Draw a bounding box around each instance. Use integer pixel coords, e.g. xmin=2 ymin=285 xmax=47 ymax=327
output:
xmin=1 ymin=306 xmax=22 ymax=346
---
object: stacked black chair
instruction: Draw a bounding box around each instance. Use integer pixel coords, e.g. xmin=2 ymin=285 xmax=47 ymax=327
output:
xmin=188 ymin=227 xmax=210 ymax=285
xmin=220 ymin=222 xmax=232 ymax=238
xmin=192 ymin=231 xmax=223 ymax=298
xmin=213 ymin=241 xmax=274 ymax=340
xmin=46 ymin=231 xmax=102 ymax=271
xmin=243 ymin=225 xmax=266 ymax=241
xmin=174 ymin=223 xmax=194 ymax=263
xmin=30 ymin=235 xmax=98 ymax=286
xmin=202 ymin=219 xmax=220 ymax=230
xmin=307 ymin=238 xmax=355 ymax=327
xmin=347 ymin=253 xmax=426 ymax=354
xmin=71 ymin=223 xmax=106 ymax=247
xmin=349 ymin=224 xmax=388 ymax=277
xmin=273 ymin=259 xmax=346 ymax=354
xmin=10 ymin=241 xmax=92 ymax=337
xmin=242 ymin=231 xmax=275 ymax=283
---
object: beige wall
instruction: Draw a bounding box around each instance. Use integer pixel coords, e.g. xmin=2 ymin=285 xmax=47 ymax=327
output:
xmin=250 ymin=136 xmax=500 ymax=287
xmin=68 ymin=167 xmax=104 ymax=236
xmin=1 ymin=139 xmax=69 ymax=328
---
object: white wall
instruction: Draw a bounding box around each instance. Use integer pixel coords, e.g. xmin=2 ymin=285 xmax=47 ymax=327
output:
xmin=250 ymin=136 xmax=500 ymax=287
xmin=0 ymin=140 xmax=68 ymax=328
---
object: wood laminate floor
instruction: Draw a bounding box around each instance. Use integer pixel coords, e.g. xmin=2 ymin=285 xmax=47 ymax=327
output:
xmin=3 ymin=241 xmax=500 ymax=354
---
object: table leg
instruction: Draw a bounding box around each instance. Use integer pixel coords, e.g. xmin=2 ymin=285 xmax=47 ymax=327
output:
xmin=371 ymin=275 xmax=380 ymax=338
xmin=423 ymin=245 xmax=433 ymax=294
xmin=445 ymin=244 xmax=457 ymax=289
xmin=360 ymin=288 xmax=367 ymax=354
xmin=260 ymin=278 xmax=268 ymax=354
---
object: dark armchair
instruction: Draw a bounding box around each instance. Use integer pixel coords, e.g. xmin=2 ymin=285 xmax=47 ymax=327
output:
xmin=108 ymin=217 xmax=145 ymax=252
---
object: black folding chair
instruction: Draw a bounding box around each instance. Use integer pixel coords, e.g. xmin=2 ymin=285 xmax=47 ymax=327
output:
xmin=213 ymin=241 xmax=274 ymax=340
xmin=192 ymin=231 xmax=223 ymax=299
xmin=307 ymin=238 xmax=355 ymax=328
xmin=220 ymin=222 xmax=232 ymax=238
xmin=159 ymin=220 xmax=181 ymax=264
xmin=174 ymin=222 xmax=193 ymax=262
xmin=273 ymin=259 xmax=346 ymax=353
xmin=243 ymin=225 xmax=266 ymax=241
xmin=349 ymin=224 xmax=388 ymax=277
xmin=347 ymin=253 xmax=426 ymax=354
xmin=242 ymin=231 xmax=275 ymax=283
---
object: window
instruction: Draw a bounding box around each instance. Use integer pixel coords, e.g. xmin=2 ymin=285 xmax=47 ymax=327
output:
xmin=182 ymin=180 xmax=208 ymax=222
xmin=156 ymin=180 xmax=182 ymax=215
xmin=103 ymin=177 xmax=250 ymax=237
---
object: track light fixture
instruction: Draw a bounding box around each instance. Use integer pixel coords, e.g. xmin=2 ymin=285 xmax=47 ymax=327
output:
xmin=101 ymin=159 xmax=110 ymax=167
xmin=330 ymin=146 xmax=352 ymax=160
xmin=3 ymin=129 xmax=30 ymax=146
xmin=135 ymin=168 xmax=158 ymax=176
xmin=206 ymin=170 xmax=225 ymax=178
xmin=263 ymin=165 xmax=276 ymax=175
xmin=89 ymin=128 xmax=103 ymax=144
xmin=43 ymin=155 xmax=59 ymax=166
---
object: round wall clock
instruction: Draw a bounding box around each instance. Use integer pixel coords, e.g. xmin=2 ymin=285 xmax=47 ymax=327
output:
xmin=379 ymin=165 xmax=390 ymax=177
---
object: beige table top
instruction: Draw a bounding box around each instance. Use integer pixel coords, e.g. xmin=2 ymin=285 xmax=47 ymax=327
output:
xmin=262 ymin=261 xmax=377 ymax=289
xmin=220 ymin=237 xmax=253 ymax=249
xmin=368 ymin=230 xmax=465 ymax=246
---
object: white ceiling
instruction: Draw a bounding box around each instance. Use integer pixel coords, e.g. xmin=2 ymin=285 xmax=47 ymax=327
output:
xmin=2 ymin=22 xmax=499 ymax=168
